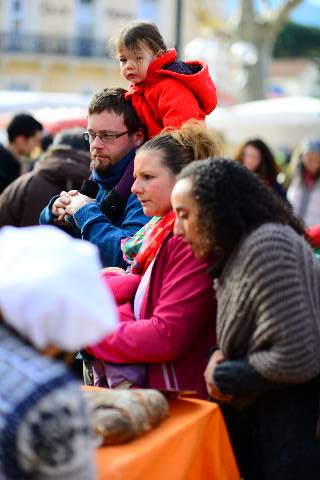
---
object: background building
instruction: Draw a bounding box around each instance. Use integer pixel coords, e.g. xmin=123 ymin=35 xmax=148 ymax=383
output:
xmin=0 ymin=0 xmax=224 ymax=94
xmin=268 ymin=59 xmax=320 ymax=97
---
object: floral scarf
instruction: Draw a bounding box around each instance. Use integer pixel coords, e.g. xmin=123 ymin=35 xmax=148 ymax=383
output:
xmin=122 ymin=210 xmax=176 ymax=274
xmin=121 ymin=216 xmax=160 ymax=266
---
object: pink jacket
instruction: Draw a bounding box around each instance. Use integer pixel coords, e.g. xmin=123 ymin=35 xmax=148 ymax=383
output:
xmin=88 ymin=234 xmax=217 ymax=398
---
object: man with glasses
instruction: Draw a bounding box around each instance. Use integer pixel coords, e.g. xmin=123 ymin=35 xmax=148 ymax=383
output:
xmin=39 ymin=88 xmax=149 ymax=267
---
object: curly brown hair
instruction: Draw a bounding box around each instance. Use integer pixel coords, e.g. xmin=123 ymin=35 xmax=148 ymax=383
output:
xmin=178 ymin=157 xmax=305 ymax=275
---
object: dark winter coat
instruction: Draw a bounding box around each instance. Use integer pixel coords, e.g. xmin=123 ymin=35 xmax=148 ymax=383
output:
xmin=0 ymin=146 xmax=90 ymax=227
xmin=0 ymin=144 xmax=21 ymax=194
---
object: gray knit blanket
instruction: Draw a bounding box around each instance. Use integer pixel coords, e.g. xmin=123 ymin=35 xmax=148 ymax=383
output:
xmin=215 ymin=223 xmax=320 ymax=383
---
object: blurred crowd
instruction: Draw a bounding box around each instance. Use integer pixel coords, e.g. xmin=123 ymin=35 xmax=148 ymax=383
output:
xmin=1 ymin=111 xmax=319 ymax=230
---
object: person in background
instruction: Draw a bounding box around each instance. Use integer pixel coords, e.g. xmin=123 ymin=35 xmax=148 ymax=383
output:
xmin=0 ymin=225 xmax=117 ymax=480
xmin=171 ymin=157 xmax=320 ymax=480
xmin=114 ymin=21 xmax=217 ymax=138
xmin=39 ymin=88 xmax=149 ymax=267
xmin=40 ymin=131 xmax=54 ymax=152
xmin=85 ymin=121 xmax=218 ymax=398
xmin=234 ymin=138 xmax=287 ymax=200
xmin=0 ymin=113 xmax=43 ymax=193
xmin=24 ymin=132 xmax=55 ymax=173
xmin=287 ymin=138 xmax=320 ymax=227
xmin=0 ymin=128 xmax=91 ymax=229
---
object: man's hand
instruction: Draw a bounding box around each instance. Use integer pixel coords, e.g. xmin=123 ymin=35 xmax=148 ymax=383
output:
xmin=52 ymin=190 xmax=79 ymax=221
xmin=204 ymin=350 xmax=233 ymax=403
xmin=64 ymin=192 xmax=95 ymax=216
xmin=52 ymin=191 xmax=71 ymax=220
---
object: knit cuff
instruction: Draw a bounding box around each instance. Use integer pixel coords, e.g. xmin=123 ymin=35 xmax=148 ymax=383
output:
xmin=214 ymin=359 xmax=276 ymax=395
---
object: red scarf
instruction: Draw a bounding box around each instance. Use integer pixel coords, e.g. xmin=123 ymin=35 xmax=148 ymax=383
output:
xmin=131 ymin=210 xmax=176 ymax=274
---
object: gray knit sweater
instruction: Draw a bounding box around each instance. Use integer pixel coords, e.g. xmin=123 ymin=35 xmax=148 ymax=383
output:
xmin=215 ymin=223 xmax=320 ymax=383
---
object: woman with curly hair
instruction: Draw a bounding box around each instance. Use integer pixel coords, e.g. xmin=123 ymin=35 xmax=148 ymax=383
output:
xmin=235 ymin=138 xmax=287 ymax=200
xmin=171 ymin=157 xmax=320 ymax=480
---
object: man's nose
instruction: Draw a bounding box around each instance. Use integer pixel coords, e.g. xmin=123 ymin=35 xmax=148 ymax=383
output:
xmin=91 ymin=135 xmax=104 ymax=148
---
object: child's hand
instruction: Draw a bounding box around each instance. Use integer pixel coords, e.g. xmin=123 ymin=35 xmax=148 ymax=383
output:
xmin=101 ymin=267 xmax=127 ymax=275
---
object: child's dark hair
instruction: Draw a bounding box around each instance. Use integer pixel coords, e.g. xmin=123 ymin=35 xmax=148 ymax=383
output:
xmin=116 ymin=21 xmax=167 ymax=54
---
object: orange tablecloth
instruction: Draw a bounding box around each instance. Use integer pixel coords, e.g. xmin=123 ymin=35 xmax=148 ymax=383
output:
xmin=95 ymin=397 xmax=240 ymax=480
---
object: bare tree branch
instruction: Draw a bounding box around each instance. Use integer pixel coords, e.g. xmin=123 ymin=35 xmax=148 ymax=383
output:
xmin=191 ymin=0 xmax=306 ymax=101
xmin=274 ymin=0 xmax=304 ymax=32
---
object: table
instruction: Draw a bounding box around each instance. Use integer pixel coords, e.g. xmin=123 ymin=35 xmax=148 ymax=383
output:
xmin=95 ymin=396 xmax=240 ymax=480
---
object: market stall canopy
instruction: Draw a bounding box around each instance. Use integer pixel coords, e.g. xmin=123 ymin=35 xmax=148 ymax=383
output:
xmin=206 ymin=96 xmax=320 ymax=150
xmin=0 ymin=90 xmax=90 ymax=113
xmin=0 ymin=90 xmax=89 ymax=140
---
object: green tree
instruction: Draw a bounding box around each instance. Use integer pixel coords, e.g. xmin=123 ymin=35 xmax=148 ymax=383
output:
xmin=273 ymin=21 xmax=320 ymax=60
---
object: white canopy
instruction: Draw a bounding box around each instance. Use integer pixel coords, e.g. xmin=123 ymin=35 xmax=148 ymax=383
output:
xmin=0 ymin=90 xmax=90 ymax=113
xmin=0 ymin=90 xmax=90 ymax=139
xmin=206 ymin=96 xmax=320 ymax=150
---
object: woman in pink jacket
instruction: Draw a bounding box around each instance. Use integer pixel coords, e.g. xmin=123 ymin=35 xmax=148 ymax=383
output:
xmin=87 ymin=121 xmax=218 ymax=398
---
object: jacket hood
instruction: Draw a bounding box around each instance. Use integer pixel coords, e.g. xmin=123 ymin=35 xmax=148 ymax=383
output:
xmin=34 ymin=146 xmax=91 ymax=186
xmin=128 ymin=49 xmax=217 ymax=115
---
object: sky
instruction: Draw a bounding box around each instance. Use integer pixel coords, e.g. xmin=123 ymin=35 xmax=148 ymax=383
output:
xmin=292 ymin=0 xmax=320 ymax=26
xmin=226 ymin=0 xmax=320 ymax=27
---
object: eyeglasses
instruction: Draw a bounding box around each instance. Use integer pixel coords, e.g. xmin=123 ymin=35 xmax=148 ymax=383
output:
xmin=82 ymin=130 xmax=128 ymax=144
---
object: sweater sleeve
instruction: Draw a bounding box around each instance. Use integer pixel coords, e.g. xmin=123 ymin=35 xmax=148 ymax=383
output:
xmin=214 ymin=358 xmax=281 ymax=396
xmin=87 ymin=238 xmax=216 ymax=363
xmin=220 ymin=225 xmax=320 ymax=384
xmin=247 ymin=235 xmax=320 ymax=383
xmin=72 ymin=193 xmax=149 ymax=268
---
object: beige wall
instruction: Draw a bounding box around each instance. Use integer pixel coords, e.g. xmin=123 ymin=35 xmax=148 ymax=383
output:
xmin=0 ymin=0 xmax=225 ymax=94
xmin=98 ymin=0 xmax=138 ymax=41
xmin=37 ymin=0 xmax=73 ymax=36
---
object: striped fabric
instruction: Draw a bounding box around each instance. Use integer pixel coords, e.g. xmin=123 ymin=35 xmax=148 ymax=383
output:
xmin=216 ymin=223 xmax=320 ymax=383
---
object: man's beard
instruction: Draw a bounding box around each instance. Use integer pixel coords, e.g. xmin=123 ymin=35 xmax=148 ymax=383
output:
xmin=91 ymin=155 xmax=114 ymax=177
xmin=94 ymin=163 xmax=113 ymax=176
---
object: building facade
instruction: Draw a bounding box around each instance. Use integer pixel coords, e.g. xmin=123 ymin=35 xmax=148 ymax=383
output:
xmin=0 ymin=0 xmax=222 ymax=94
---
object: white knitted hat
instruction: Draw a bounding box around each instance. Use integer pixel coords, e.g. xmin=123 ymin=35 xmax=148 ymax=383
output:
xmin=0 ymin=226 xmax=118 ymax=351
